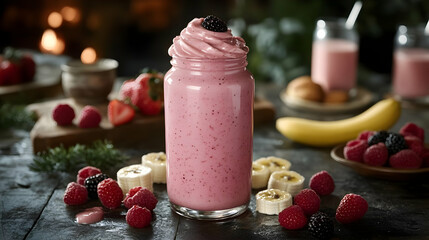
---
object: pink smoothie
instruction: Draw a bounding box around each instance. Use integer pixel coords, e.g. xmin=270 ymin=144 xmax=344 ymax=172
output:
xmin=311 ymin=39 xmax=358 ymax=91
xmin=165 ymin=18 xmax=254 ymax=211
xmin=75 ymin=207 xmax=103 ymax=224
xmin=393 ymin=48 xmax=429 ymax=98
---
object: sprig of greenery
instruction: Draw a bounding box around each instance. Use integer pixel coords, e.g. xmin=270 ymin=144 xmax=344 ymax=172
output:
xmin=29 ymin=140 xmax=128 ymax=173
xmin=0 ymin=104 xmax=36 ymax=130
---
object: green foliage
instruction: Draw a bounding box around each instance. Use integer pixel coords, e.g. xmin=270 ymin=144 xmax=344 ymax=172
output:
xmin=29 ymin=140 xmax=128 ymax=173
xmin=0 ymin=104 xmax=36 ymax=130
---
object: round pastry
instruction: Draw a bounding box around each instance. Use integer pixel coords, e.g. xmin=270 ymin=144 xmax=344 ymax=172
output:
xmin=286 ymin=76 xmax=324 ymax=102
xmin=324 ymin=90 xmax=349 ymax=104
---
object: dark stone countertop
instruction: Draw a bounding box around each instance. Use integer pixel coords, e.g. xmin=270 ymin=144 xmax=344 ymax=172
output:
xmin=1 ymin=83 xmax=429 ymax=240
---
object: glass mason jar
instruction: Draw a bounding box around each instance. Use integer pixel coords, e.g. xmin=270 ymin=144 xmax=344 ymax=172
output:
xmin=164 ymin=56 xmax=254 ymax=220
xmin=311 ymin=18 xmax=359 ymax=91
xmin=392 ymin=25 xmax=429 ymax=99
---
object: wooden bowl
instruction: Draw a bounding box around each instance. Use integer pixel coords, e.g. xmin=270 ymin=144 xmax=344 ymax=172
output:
xmin=331 ymin=143 xmax=429 ymax=181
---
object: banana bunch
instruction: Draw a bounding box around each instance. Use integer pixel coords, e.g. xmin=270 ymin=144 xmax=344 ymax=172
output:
xmin=276 ymin=98 xmax=401 ymax=147
xmin=267 ymin=170 xmax=304 ymax=196
xmin=256 ymin=189 xmax=292 ymax=215
xmin=117 ymin=164 xmax=153 ymax=195
xmin=142 ymin=152 xmax=167 ymax=184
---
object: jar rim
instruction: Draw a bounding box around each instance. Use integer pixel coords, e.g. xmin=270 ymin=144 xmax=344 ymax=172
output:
xmin=170 ymin=56 xmax=248 ymax=71
xmin=316 ymin=18 xmax=350 ymax=29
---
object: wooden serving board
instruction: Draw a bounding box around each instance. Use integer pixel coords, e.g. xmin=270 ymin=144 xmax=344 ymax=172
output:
xmin=28 ymin=97 xmax=275 ymax=153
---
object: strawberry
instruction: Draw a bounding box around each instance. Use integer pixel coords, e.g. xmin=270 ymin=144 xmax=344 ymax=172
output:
xmin=78 ymin=106 xmax=102 ymax=128
xmin=97 ymin=178 xmax=123 ymax=209
xmin=63 ymin=182 xmax=88 ymax=205
xmin=0 ymin=61 xmax=21 ymax=85
xmin=363 ymin=142 xmax=388 ymax=166
xmin=52 ymin=104 xmax=75 ymax=126
xmin=399 ymin=122 xmax=425 ymax=142
xmin=119 ymin=70 xmax=164 ymax=115
xmin=422 ymin=149 xmax=429 ymax=167
xmin=108 ymin=99 xmax=135 ymax=126
xmin=336 ymin=193 xmax=368 ymax=224
xmin=123 ymin=186 xmax=158 ymax=210
xmin=309 ymin=170 xmax=335 ymax=196
xmin=293 ymin=188 xmax=320 ymax=216
xmin=19 ymin=54 xmax=36 ymax=82
xmin=389 ymin=149 xmax=422 ymax=169
xmin=126 ymin=205 xmax=152 ymax=228
xmin=344 ymin=139 xmax=368 ymax=162
xmin=278 ymin=205 xmax=308 ymax=230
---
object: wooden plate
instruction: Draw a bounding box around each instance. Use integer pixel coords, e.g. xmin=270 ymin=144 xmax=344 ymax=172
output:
xmin=0 ymin=63 xmax=62 ymax=101
xmin=280 ymin=87 xmax=374 ymax=113
xmin=331 ymin=143 xmax=429 ymax=180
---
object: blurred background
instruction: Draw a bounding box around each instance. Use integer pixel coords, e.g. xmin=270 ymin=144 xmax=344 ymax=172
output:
xmin=1 ymin=0 xmax=428 ymax=84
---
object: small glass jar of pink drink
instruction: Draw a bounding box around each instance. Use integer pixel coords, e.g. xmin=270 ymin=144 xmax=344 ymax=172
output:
xmin=164 ymin=16 xmax=254 ymax=220
xmin=311 ymin=19 xmax=359 ymax=92
xmin=392 ymin=25 xmax=429 ymax=100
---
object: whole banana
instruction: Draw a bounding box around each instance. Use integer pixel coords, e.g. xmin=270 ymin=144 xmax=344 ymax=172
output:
xmin=276 ymin=98 xmax=401 ymax=147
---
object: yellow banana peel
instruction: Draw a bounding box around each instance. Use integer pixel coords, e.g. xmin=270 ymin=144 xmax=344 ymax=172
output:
xmin=276 ymin=98 xmax=401 ymax=147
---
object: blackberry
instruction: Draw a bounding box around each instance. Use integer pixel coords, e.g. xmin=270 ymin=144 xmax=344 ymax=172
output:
xmin=202 ymin=15 xmax=227 ymax=32
xmin=368 ymin=131 xmax=389 ymax=146
xmin=308 ymin=212 xmax=334 ymax=240
xmin=84 ymin=173 xmax=109 ymax=199
xmin=385 ymin=133 xmax=408 ymax=155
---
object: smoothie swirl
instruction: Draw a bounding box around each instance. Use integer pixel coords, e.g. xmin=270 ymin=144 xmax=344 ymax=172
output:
xmin=168 ymin=18 xmax=249 ymax=59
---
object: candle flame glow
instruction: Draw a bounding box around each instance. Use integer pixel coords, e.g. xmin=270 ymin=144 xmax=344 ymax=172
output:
xmin=61 ymin=6 xmax=80 ymax=23
xmin=81 ymin=47 xmax=97 ymax=64
xmin=48 ymin=12 xmax=63 ymax=28
xmin=40 ymin=29 xmax=65 ymax=55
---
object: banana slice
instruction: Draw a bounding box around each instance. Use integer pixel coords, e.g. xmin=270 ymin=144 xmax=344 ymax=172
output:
xmin=254 ymin=156 xmax=291 ymax=174
xmin=252 ymin=162 xmax=270 ymax=189
xmin=117 ymin=164 xmax=153 ymax=195
xmin=267 ymin=170 xmax=304 ymax=196
xmin=256 ymin=189 xmax=292 ymax=215
xmin=142 ymin=152 xmax=167 ymax=184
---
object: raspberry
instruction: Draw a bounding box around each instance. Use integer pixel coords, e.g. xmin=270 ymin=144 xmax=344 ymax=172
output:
xmin=344 ymin=140 xmax=368 ymax=162
xmin=357 ymin=130 xmax=374 ymax=141
xmin=201 ymin=15 xmax=227 ymax=32
xmin=363 ymin=142 xmax=388 ymax=167
xmin=385 ymin=133 xmax=408 ymax=156
xmin=52 ymin=104 xmax=75 ymax=126
xmin=63 ymin=182 xmax=88 ymax=205
xmin=309 ymin=171 xmax=335 ymax=196
xmin=335 ymin=193 xmax=368 ymax=224
xmin=97 ymin=178 xmax=124 ymax=209
xmin=308 ymin=212 xmax=334 ymax=240
xmin=84 ymin=173 xmax=109 ymax=199
xmin=78 ymin=106 xmax=102 ymax=128
xmin=404 ymin=136 xmax=424 ymax=157
xmin=389 ymin=149 xmax=422 ymax=169
xmin=293 ymin=189 xmax=320 ymax=216
xmin=123 ymin=186 xmax=158 ymax=210
xmin=278 ymin=205 xmax=307 ymax=230
xmin=400 ymin=122 xmax=425 ymax=142
xmin=76 ymin=166 xmax=102 ymax=185
xmin=126 ymin=205 xmax=152 ymax=228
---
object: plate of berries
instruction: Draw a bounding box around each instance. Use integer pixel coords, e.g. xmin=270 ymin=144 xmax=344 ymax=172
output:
xmin=330 ymin=123 xmax=429 ymax=180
